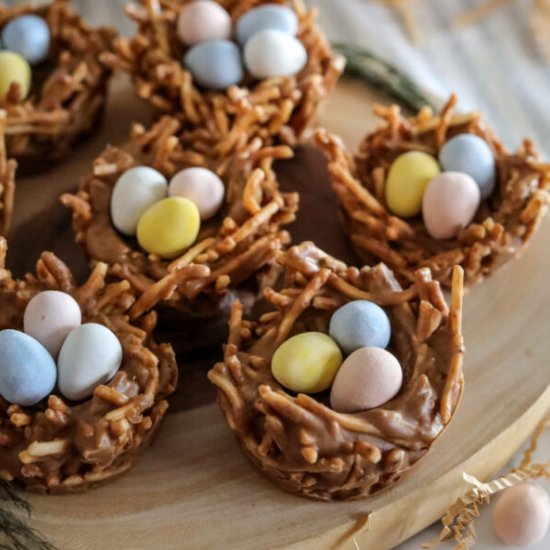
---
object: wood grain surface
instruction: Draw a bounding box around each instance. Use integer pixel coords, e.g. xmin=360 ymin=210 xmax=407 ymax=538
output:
xmin=6 ymin=74 xmax=550 ymax=550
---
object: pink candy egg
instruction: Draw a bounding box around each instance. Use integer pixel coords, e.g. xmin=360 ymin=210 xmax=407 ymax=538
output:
xmin=24 ymin=291 xmax=82 ymax=358
xmin=422 ymin=172 xmax=481 ymax=240
xmin=330 ymin=347 xmax=403 ymax=413
xmin=177 ymin=1 xmax=232 ymax=46
xmin=168 ymin=167 xmax=225 ymax=220
xmin=493 ymin=482 xmax=550 ymax=546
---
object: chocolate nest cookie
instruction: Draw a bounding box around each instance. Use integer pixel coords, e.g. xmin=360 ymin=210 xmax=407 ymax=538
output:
xmin=0 ymin=0 xmax=114 ymax=171
xmin=0 ymin=239 xmax=177 ymax=493
xmin=316 ymin=96 xmax=550 ymax=287
xmin=208 ymin=242 xmax=464 ymax=501
xmin=61 ymin=116 xmax=298 ymax=352
xmin=102 ymin=0 xmax=343 ymax=152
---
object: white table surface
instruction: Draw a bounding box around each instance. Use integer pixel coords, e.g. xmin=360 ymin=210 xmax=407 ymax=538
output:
xmin=3 ymin=1 xmax=550 ymax=549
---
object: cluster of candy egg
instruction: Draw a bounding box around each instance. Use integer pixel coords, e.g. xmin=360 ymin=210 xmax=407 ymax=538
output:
xmin=271 ymin=300 xmax=403 ymax=413
xmin=0 ymin=291 xmax=122 ymax=407
xmin=110 ymin=164 xmax=225 ymax=259
xmin=385 ymin=133 xmax=496 ymax=240
xmin=178 ymin=1 xmax=308 ymax=91
xmin=0 ymin=14 xmax=51 ymax=100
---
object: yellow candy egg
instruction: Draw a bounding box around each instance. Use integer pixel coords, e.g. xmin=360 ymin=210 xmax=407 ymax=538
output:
xmin=271 ymin=332 xmax=343 ymax=394
xmin=0 ymin=51 xmax=31 ymax=100
xmin=137 ymin=197 xmax=200 ymax=259
xmin=385 ymin=151 xmax=441 ymax=218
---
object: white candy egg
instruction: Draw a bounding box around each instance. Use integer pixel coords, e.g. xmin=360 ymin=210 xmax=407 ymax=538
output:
xmin=110 ymin=166 xmax=168 ymax=236
xmin=57 ymin=323 xmax=123 ymax=401
xmin=244 ymin=29 xmax=307 ymax=79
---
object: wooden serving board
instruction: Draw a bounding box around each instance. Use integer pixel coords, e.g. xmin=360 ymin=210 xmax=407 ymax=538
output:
xmin=10 ymin=76 xmax=550 ymax=550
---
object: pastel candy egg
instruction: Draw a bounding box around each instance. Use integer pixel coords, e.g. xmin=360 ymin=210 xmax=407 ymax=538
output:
xmin=24 ymin=291 xmax=82 ymax=358
xmin=236 ymin=5 xmax=298 ymax=46
xmin=0 ymin=51 xmax=31 ymax=100
xmin=272 ymin=332 xmax=342 ymax=394
xmin=385 ymin=151 xmax=441 ymax=218
xmin=0 ymin=329 xmax=56 ymax=407
xmin=137 ymin=197 xmax=200 ymax=259
xmin=110 ymin=166 xmax=168 ymax=236
xmin=329 ymin=300 xmax=391 ymax=355
xmin=177 ymin=0 xmax=232 ymax=46
xmin=57 ymin=323 xmax=123 ymax=401
xmin=244 ymin=29 xmax=307 ymax=79
xmin=169 ymin=167 xmax=225 ymax=220
xmin=439 ymin=134 xmax=496 ymax=200
xmin=184 ymin=40 xmax=243 ymax=90
xmin=2 ymin=15 xmax=51 ymax=65
xmin=330 ymin=347 xmax=403 ymax=413
xmin=493 ymin=483 xmax=550 ymax=546
xmin=422 ymin=172 xmax=481 ymax=240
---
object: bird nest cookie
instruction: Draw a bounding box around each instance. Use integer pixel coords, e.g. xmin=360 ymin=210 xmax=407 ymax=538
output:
xmin=0 ymin=240 xmax=177 ymax=493
xmin=61 ymin=116 xmax=298 ymax=350
xmin=316 ymin=96 xmax=550 ymax=287
xmin=208 ymin=242 xmax=464 ymax=501
xmin=102 ymin=0 xmax=343 ymax=152
xmin=0 ymin=0 xmax=114 ymax=170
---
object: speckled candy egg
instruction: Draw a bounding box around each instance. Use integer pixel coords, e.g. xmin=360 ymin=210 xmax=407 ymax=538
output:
xmin=110 ymin=166 xmax=168 ymax=236
xmin=0 ymin=50 xmax=31 ymax=100
xmin=57 ymin=323 xmax=123 ymax=401
xmin=169 ymin=167 xmax=225 ymax=220
xmin=493 ymin=483 xmax=550 ymax=546
xmin=271 ymin=332 xmax=343 ymax=394
xmin=24 ymin=290 xmax=82 ymax=358
xmin=439 ymin=134 xmax=496 ymax=200
xmin=329 ymin=300 xmax=391 ymax=355
xmin=0 ymin=329 xmax=57 ymax=407
xmin=330 ymin=347 xmax=403 ymax=413
xmin=184 ymin=40 xmax=243 ymax=90
xmin=1 ymin=15 xmax=51 ymax=65
xmin=385 ymin=151 xmax=441 ymax=218
xmin=137 ymin=197 xmax=201 ymax=259
xmin=244 ymin=29 xmax=307 ymax=79
xmin=236 ymin=5 xmax=298 ymax=46
xmin=422 ymin=172 xmax=481 ymax=240
xmin=177 ymin=0 xmax=232 ymax=46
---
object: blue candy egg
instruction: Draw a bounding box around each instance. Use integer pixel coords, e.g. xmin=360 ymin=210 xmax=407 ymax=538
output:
xmin=236 ymin=5 xmax=298 ymax=46
xmin=329 ymin=301 xmax=391 ymax=355
xmin=184 ymin=40 xmax=243 ymax=90
xmin=2 ymin=15 xmax=51 ymax=66
xmin=439 ymin=134 xmax=496 ymax=200
xmin=0 ymin=329 xmax=56 ymax=407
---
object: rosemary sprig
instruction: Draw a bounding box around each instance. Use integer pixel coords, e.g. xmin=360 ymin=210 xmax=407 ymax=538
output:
xmin=0 ymin=482 xmax=57 ymax=550
xmin=334 ymin=42 xmax=438 ymax=112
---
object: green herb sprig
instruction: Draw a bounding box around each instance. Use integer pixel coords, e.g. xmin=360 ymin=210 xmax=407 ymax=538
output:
xmin=334 ymin=43 xmax=438 ymax=112
xmin=1 ymin=481 xmax=56 ymax=550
